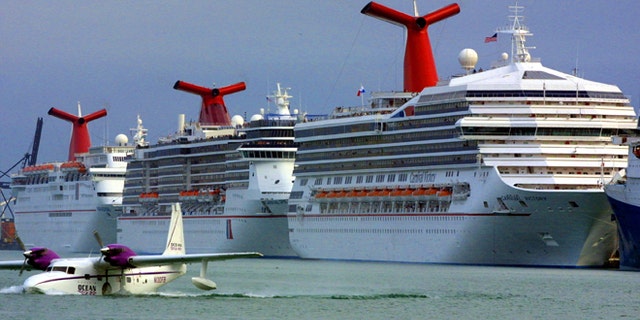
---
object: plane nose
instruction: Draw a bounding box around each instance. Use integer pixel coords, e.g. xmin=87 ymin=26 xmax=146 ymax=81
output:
xmin=22 ymin=275 xmax=45 ymax=294
xmin=22 ymin=277 xmax=40 ymax=293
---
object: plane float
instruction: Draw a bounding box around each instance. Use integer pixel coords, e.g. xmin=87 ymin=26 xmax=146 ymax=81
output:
xmin=0 ymin=203 xmax=261 ymax=295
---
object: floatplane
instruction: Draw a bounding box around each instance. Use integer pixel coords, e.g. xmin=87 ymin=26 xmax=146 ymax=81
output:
xmin=0 ymin=203 xmax=261 ymax=295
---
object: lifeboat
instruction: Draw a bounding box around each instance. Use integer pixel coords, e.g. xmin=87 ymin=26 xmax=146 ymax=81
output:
xmin=60 ymin=161 xmax=87 ymax=173
xmin=412 ymin=187 xmax=427 ymax=196
xmin=345 ymin=189 xmax=358 ymax=197
xmin=437 ymin=188 xmax=452 ymax=197
xmin=335 ymin=190 xmax=347 ymax=198
xmin=139 ymin=192 xmax=159 ymax=202
xmin=179 ymin=190 xmax=198 ymax=201
xmin=425 ymin=187 xmax=438 ymax=196
xmin=390 ymin=188 xmax=403 ymax=197
xmin=326 ymin=190 xmax=339 ymax=198
xmin=400 ymin=188 xmax=413 ymax=197
xmin=377 ymin=189 xmax=391 ymax=197
xmin=315 ymin=190 xmax=328 ymax=198
xmin=365 ymin=189 xmax=378 ymax=197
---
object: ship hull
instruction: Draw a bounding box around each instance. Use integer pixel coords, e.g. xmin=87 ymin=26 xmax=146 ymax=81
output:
xmin=288 ymin=168 xmax=616 ymax=267
xmin=118 ymin=214 xmax=294 ymax=256
xmin=14 ymin=205 xmax=119 ymax=254
xmin=605 ymin=185 xmax=640 ymax=271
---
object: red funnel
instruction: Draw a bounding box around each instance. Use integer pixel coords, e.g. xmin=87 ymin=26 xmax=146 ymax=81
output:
xmin=173 ymin=81 xmax=246 ymax=126
xmin=361 ymin=2 xmax=460 ymax=92
xmin=48 ymin=107 xmax=107 ymax=161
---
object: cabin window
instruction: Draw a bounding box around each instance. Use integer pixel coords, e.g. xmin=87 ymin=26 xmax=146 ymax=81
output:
xmin=67 ymin=267 xmax=75 ymax=275
xmin=52 ymin=266 xmax=67 ymax=273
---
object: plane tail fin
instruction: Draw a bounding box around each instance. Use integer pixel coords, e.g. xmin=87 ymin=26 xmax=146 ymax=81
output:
xmin=163 ymin=203 xmax=186 ymax=256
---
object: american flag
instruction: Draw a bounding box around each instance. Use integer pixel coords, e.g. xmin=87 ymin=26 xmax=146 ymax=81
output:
xmin=484 ymin=33 xmax=497 ymax=43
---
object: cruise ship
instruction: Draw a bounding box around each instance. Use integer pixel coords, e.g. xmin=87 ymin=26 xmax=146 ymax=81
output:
xmin=287 ymin=2 xmax=636 ymax=267
xmin=605 ymin=136 xmax=640 ymax=270
xmin=117 ymin=81 xmax=298 ymax=257
xmin=10 ymin=105 xmax=134 ymax=253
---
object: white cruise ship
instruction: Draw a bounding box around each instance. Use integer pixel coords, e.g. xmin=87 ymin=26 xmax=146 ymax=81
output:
xmin=287 ymin=2 xmax=636 ymax=267
xmin=11 ymin=105 xmax=134 ymax=253
xmin=117 ymin=81 xmax=298 ymax=257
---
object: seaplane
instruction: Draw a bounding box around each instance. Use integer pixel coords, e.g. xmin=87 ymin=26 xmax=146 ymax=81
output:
xmin=0 ymin=203 xmax=261 ymax=295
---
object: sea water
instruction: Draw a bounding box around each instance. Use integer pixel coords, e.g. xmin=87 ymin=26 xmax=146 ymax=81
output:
xmin=0 ymin=250 xmax=638 ymax=320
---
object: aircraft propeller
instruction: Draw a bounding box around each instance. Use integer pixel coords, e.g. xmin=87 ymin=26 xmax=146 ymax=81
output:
xmin=16 ymin=236 xmax=28 ymax=276
xmin=93 ymin=230 xmax=104 ymax=248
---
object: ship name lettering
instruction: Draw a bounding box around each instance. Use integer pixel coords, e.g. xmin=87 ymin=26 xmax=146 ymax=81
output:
xmin=502 ymin=194 xmax=521 ymax=201
xmin=524 ymin=196 xmax=547 ymax=201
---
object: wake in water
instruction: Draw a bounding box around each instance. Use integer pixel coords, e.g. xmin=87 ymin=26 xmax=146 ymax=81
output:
xmin=0 ymin=285 xmax=25 ymax=294
xmin=150 ymin=291 xmax=433 ymax=300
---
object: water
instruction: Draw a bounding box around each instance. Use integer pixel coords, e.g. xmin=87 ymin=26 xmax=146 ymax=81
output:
xmin=1 ymin=250 xmax=638 ymax=319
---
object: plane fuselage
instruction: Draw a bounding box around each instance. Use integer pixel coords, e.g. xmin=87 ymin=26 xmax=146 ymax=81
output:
xmin=23 ymin=258 xmax=186 ymax=295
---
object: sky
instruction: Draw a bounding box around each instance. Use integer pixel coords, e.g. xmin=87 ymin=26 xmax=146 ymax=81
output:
xmin=1 ymin=0 xmax=639 ymax=179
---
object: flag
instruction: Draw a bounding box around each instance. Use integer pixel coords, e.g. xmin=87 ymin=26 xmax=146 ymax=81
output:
xmin=357 ymin=85 xmax=365 ymax=96
xmin=484 ymin=33 xmax=497 ymax=43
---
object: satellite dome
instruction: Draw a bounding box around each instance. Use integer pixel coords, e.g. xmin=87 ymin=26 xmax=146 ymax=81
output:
xmin=250 ymin=114 xmax=264 ymax=122
xmin=231 ymin=115 xmax=244 ymax=127
xmin=501 ymin=52 xmax=509 ymax=61
xmin=458 ymin=48 xmax=478 ymax=71
xmin=115 ymin=134 xmax=128 ymax=146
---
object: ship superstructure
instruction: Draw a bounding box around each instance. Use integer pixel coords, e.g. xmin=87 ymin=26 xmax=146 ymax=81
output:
xmin=11 ymin=105 xmax=133 ymax=253
xmin=118 ymin=82 xmax=298 ymax=257
xmin=287 ymin=2 xmax=636 ymax=267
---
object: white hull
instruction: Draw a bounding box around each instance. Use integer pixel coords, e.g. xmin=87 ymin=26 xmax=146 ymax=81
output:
xmin=13 ymin=176 xmax=125 ymax=254
xmin=11 ymin=143 xmax=132 ymax=254
xmin=118 ymin=215 xmax=293 ymax=256
xmin=288 ymin=168 xmax=616 ymax=267
xmin=119 ymin=188 xmax=295 ymax=256
xmin=15 ymin=207 xmax=119 ymax=254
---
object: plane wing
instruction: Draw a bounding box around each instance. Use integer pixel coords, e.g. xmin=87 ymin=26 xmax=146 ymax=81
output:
xmin=127 ymin=252 xmax=262 ymax=268
xmin=0 ymin=259 xmax=27 ymax=270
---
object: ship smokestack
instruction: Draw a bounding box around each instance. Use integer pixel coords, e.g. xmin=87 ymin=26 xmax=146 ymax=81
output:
xmin=361 ymin=2 xmax=460 ymax=92
xmin=177 ymin=114 xmax=185 ymax=134
xmin=173 ymin=80 xmax=246 ymax=126
xmin=48 ymin=107 xmax=107 ymax=161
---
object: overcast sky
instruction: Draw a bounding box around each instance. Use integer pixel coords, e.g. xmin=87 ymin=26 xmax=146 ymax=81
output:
xmin=1 ymin=0 xmax=638 ymax=177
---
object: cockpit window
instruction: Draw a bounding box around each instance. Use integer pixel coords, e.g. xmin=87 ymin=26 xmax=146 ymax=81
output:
xmin=52 ymin=266 xmax=67 ymax=272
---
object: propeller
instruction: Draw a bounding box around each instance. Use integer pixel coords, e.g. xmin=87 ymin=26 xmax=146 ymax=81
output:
xmin=16 ymin=236 xmax=27 ymax=276
xmin=93 ymin=230 xmax=104 ymax=248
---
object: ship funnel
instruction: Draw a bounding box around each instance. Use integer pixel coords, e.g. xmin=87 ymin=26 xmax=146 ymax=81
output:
xmin=48 ymin=107 xmax=107 ymax=161
xmin=173 ymin=80 xmax=246 ymax=126
xmin=361 ymin=2 xmax=460 ymax=92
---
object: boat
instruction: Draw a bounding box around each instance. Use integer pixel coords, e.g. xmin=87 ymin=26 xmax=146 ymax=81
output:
xmin=605 ymin=136 xmax=640 ymax=270
xmin=286 ymin=2 xmax=636 ymax=267
xmin=10 ymin=104 xmax=134 ymax=253
xmin=117 ymin=81 xmax=298 ymax=257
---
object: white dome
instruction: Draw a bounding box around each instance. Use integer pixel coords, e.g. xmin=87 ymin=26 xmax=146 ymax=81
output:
xmin=458 ymin=48 xmax=478 ymax=70
xmin=231 ymin=115 xmax=244 ymax=127
xmin=115 ymin=134 xmax=128 ymax=146
xmin=501 ymin=52 xmax=509 ymax=61
xmin=250 ymin=114 xmax=264 ymax=122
